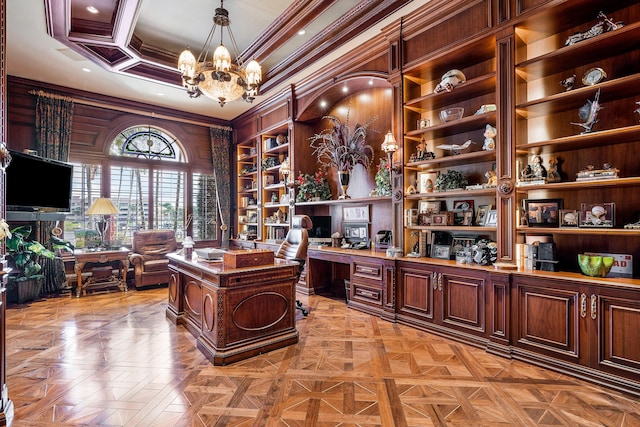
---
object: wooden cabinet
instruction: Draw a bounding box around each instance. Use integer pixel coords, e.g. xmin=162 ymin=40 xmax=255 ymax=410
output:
xmin=260 ymin=124 xmax=291 ymax=243
xmin=512 ymin=271 xmax=640 ymax=395
xmin=396 ymin=259 xmax=510 ymax=351
xmin=348 ymin=255 xmax=396 ymax=322
xmin=401 ymin=28 xmax=499 ymax=258
xmin=513 ymin=1 xmax=640 ymax=275
xmin=236 ymin=139 xmax=259 ymax=240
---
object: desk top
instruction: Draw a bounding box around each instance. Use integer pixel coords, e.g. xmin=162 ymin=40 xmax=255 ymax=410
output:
xmin=167 ymin=252 xmax=298 ymax=276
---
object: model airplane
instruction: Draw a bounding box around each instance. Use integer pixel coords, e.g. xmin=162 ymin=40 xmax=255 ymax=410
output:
xmin=436 ymin=139 xmax=475 ymax=155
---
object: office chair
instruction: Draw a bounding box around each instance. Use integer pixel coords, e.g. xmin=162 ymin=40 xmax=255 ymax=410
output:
xmin=275 ymin=215 xmax=312 ymax=316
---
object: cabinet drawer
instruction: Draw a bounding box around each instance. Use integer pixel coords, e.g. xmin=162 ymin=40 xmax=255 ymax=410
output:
xmin=351 ymin=280 xmax=382 ymax=306
xmin=353 ymin=261 xmax=383 ymax=280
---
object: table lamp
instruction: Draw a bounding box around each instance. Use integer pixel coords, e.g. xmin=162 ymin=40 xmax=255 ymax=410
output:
xmin=381 ymin=130 xmax=402 ymax=257
xmin=86 ymin=197 xmax=119 ymax=248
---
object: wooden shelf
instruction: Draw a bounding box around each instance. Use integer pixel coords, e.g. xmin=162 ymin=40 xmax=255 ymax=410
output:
xmin=407 ymin=225 xmax=497 ymax=233
xmin=405 ymin=111 xmax=496 ymax=141
xmin=515 ymin=125 xmax=640 ymax=153
xmin=405 ymin=150 xmax=496 ymax=170
xmin=517 ymin=226 xmax=640 ymax=236
xmin=405 ymin=187 xmax=496 ymax=199
xmin=404 ymin=74 xmax=497 ymax=111
xmin=516 ymin=177 xmax=640 ymax=192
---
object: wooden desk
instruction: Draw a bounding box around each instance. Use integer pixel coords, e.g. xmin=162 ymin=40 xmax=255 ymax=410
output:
xmin=166 ymin=252 xmax=299 ymax=365
xmin=74 ymin=248 xmax=131 ymax=297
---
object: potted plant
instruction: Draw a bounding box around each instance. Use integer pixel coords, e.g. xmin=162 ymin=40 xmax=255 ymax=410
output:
xmin=435 ymin=169 xmax=468 ymax=191
xmin=295 ymin=169 xmax=332 ymax=202
xmin=5 ymin=225 xmax=56 ymax=303
xmin=374 ymin=157 xmax=391 ymax=196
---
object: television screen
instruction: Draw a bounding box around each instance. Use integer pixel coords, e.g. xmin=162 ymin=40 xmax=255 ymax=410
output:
xmin=6 ymin=150 xmax=73 ymax=212
xmin=308 ymin=215 xmax=332 ymax=240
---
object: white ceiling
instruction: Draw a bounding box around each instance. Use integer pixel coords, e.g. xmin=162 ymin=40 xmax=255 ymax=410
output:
xmin=7 ymin=0 xmax=431 ymax=121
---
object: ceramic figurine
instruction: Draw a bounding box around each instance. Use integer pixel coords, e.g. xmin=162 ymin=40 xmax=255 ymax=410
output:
xmin=547 ymin=157 xmax=561 ymax=182
xmin=482 ymin=124 xmax=496 ymax=150
xmin=434 ymin=69 xmax=466 ymax=93
xmin=560 ymin=74 xmax=576 ymax=91
xmin=485 ymin=170 xmax=497 ymax=187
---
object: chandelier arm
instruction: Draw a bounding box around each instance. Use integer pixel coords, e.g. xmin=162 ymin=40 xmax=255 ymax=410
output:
xmin=224 ymin=26 xmax=244 ymax=67
xmin=197 ymin=23 xmax=219 ymax=63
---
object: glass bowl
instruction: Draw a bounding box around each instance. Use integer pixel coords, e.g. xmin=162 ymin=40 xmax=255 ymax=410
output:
xmin=578 ymin=254 xmax=614 ymax=277
xmin=440 ymin=107 xmax=464 ymax=123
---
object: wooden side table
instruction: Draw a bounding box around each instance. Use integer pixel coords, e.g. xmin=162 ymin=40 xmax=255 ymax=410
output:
xmin=73 ymin=248 xmax=131 ymax=297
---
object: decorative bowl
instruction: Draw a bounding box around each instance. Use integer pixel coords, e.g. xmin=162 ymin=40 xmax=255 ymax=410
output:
xmin=440 ymin=107 xmax=464 ymax=123
xmin=578 ymin=254 xmax=614 ymax=277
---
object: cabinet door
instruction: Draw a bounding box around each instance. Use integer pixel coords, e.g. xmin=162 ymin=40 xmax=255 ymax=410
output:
xmin=512 ymin=276 xmax=586 ymax=365
xmin=440 ymin=269 xmax=485 ymax=335
xmin=592 ymin=287 xmax=640 ymax=380
xmin=396 ymin=263 xmax=437 ymax=327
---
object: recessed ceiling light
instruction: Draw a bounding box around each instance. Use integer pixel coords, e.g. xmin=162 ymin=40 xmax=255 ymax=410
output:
xmin=82 ymin=67 xmax=91 ymax=72
xmin=342 ymin=86 xmax=348 ymax=93
xmin=86 ymin=6 xmax=99 ymax=14
xmin=320 ymin=100 xmax=327 ymax=108
xmin=298 ymin=29 xmax=306 ymax=36
xmin=368 ymin=79 xmax=373 ymax=85
xmin=156 ymin=93 xmax=164 ymax=97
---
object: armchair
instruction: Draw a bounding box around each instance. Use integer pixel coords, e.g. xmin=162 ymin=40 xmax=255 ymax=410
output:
xmin=276 ymin=215 xmax=313 ymax=316
xmin=129 ymin=229 xmax=177 ymax=289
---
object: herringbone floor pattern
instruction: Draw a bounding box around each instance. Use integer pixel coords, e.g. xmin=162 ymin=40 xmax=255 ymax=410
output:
xmin=5 ymin=288 xmax=640 ymax=426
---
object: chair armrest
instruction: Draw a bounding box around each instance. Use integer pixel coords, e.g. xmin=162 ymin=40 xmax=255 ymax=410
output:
xmin=129 ymin=253 xmax=145 ymax=267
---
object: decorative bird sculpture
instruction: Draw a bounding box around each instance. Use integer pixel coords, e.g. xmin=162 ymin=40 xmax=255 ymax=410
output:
xmin=571 ymin=88 xmax=601 ymax=134
xmin=436 ymin=140 xmax=475 ymax=155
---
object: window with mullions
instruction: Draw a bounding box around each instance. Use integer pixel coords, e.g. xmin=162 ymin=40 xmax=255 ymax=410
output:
xmin=111 ymin=126 xmax=183 ymax=161
xmin=65 ymin=125 xmax=219 ymax=247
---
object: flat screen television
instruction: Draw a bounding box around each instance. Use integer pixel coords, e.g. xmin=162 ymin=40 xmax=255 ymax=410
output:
xmin=308 ymin=215 xmax=332 ymax=243
xmin=6 ymin=150 xmax=73 ymax=212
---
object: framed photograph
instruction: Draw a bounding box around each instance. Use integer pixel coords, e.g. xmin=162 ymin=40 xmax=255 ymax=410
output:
xmin=462 ymin=211 xmax=474 ymax=226
xmin=343 ymin=205 xmax=370 ymax=222
xmin=418 ymin=172 xmax=436 ymax=193
xmin=451 ymin=236 xmax=476 ymax=254
xmin=418 ymin=213 xmax=431 ymax=226
xmin=452 ymin=199 xmax=474 ymax=225
xmin=343 ymin=222 xmax=369 ymax=242
xmin=418 ymin=200 xmax=440 ymax=215
xmin=432 ymin=244 xmax=451 ymax=259
xmin=524 ymin=198 xmax=563 ymax=227
xmin=485 ymin=209 xmax=498 ymax=226
xmin=559 ymin=209 xmax=579 ymax=227
xmin=475 ymin=204 xmax=492 ymax=226
xmin=431 ymin=212 xmax=452 ymax=226
xmin=579 ymin=203 xmax=615 ymax=228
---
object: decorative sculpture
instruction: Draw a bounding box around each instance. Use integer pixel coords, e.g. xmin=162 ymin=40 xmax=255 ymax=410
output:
xmin=571 ymin=88 xmax=601 ymax=134
xmin=483 ymin=124 xmax=496 ymax=150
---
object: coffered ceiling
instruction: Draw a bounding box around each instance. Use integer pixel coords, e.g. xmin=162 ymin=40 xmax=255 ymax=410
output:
xmin=7 ymin=0 xmax=428 ymax=120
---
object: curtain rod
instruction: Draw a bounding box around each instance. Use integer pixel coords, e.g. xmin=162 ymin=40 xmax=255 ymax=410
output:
xmin=28 ymin=89 xmax=230 ymax=130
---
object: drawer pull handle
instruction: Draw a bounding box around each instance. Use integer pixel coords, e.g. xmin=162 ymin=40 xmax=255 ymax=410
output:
xmin=591 ymin=294 xmax=597 ymax=320
xmin=580 ymin=293 xmax=587 ymax=318
xmin=432 ymin=272 xmax=438 ymax=290
xmin=438 ymin=273 xmax=443 ymax=291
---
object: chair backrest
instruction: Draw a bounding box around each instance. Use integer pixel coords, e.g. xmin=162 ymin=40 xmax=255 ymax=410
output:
xmin=132 ymin=229 xmax=178 ymax=259
xmin=276 ymin=215 xmax=312 ymax=261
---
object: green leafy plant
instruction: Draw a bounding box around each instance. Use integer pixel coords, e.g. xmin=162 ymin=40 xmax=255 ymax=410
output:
xmin=374 ymin=157 xmax=391 ymax=196
xmin=295 ymin=169 xmax=332 ymax=202
xmin=435 ymin=169 xmax=468 ymax=191
xmin=5 ymin=225 xmax=55 ymax=281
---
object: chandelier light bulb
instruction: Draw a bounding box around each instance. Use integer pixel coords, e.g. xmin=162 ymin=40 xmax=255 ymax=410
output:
xmin=177 ymin=48 xmax=196 ymax=79
xmin=213 ymin=44 xmax=231 ymax=72
xmin=245 ymin=59 xmax=262 ymax=86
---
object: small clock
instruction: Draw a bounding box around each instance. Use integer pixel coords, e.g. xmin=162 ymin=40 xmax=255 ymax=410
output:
xmin=582 ymin=67 xmax=607 ymax=86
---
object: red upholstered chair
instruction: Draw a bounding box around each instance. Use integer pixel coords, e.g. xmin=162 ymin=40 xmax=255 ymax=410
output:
xmin=129 ymin=229 xmax=177 ymax=289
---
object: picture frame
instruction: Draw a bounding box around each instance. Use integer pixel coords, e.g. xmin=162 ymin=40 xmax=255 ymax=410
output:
xmin=418 ymin=172 xmax=436 ymax=193
xmin=343 ymin=205 xmax=370 ymax=222
xmin=418 ymin=213 xmax=431 ymax=226
xmin=451 ymin=236 xmax=476 ymax=255
xmin=579 ymin=203 xmax=615 ymax=228
xmin=484 ymin=209 xmax=498 ymax=226
xmin=418 ymin=200 xmax=440 ymax=215
xmin=432 ymin=244 xmax=451 ymax=260
xmin=343 ymin=222 xmax=369 ymax=242
xmin=462 ymin=211 xmax=474 ymax=226
xmin=417 ymin=118 xmax=431 ymax=129
xmin=524 ymin=198 xmax=563 ymax=227
xmin=453 ymin=199 xmax=474 ymax=225
xmin=475 ymin=204 xmax=492 ymax=226
xmin=559 ymin=209 xmax=579 ymax=227
xmin=431 ymin=212 xmax=452 ymax=226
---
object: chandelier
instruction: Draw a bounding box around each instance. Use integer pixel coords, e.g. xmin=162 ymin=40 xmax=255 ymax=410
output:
xmin=177 ymin=1 xmax=261 ymax=107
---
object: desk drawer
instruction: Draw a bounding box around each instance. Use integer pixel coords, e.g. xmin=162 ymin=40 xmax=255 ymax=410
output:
xmin=353 ymin=261 xmax=383 ymax=280
xmin=351 ymin=279 xmax=382 ymax=305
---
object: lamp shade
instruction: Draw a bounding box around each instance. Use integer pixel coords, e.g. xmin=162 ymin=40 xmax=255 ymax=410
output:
xmin=382 ymin=131 xmax=399 ymax=154
xmin=86 ymin=198 xmax=119 ymax=215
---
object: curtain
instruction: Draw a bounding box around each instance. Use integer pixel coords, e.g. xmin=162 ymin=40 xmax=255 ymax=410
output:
xmin=210 ymin=126 xmax=232 ymax=249
xmin=32 ymin=91 xmax=74 ymax=292
xmin=33 ymin=90 xmax=74 ymax=162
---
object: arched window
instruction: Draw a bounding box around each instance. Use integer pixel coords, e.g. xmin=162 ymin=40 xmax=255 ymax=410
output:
xmin=65 ymin=125 xmax=218 ymax=247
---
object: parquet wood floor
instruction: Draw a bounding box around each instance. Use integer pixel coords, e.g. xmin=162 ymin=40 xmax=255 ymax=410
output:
xmin=5 ymin=288 xmax=640 ymax=426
